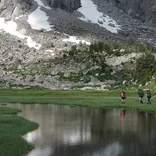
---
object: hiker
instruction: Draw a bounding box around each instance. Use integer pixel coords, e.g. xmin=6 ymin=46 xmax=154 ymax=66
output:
xmin=120 ymin=91 xmax=126 ymax=104
xmin=137 ymin=89 xmax=144 ymax=103
xmin=146 ymin=90 xmax=151 ymax=104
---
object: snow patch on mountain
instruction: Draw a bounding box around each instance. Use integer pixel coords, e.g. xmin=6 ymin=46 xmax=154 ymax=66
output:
xmin=0 ymin=18 xmax=41 ymax=49
xmin=27 ymin=7 xmax=53 ymax=31
xmin=78 ymin=0 xmax=121 ymax=33
xmin=15 ymin=15 xmax=24 ymax=20
xmin=63 ymin=36 xmax=91 ymax=45
xmin=34 ymin=0 xmax=51 ymax=9
xmin=45 ymin=49 xmax=55 ymax=56
xmin=27 ymin=0 xmax=52 ymax=31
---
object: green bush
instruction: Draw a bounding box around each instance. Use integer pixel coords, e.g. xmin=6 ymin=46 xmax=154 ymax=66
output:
xmin=133 ymin=53 xmax=156 ymax=85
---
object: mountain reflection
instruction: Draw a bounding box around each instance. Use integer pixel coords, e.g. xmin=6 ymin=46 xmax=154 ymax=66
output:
xmin=7 ymin=104 xmax=156 ymax=156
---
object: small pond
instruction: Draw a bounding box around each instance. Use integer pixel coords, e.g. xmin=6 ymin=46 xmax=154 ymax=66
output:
xmin=7 ymin=104 xmax=156 ymax=156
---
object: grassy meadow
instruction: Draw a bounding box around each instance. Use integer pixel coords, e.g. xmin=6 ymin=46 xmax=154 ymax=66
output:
xmin=0 ymin=106 xmax=39 ymax=156
xmin=0 ymin=89 xmax=156 ymax=113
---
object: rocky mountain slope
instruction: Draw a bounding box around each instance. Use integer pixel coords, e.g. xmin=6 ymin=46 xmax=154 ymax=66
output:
xmin=114 ymin=0 xmax=156 ymax=27
xmin=0 ymin=0 xmax=156 ymax=90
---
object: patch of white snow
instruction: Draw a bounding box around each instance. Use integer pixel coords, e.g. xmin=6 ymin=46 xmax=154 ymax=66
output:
xmin=45 ymin=50 xmax=55 ymax=56
xmin=0 ymin=18 xmax=41 ymax=49
xmin=78 ymin=0 xmax=121 ymax=33
xmin=27 ymin=0 xmax=52 ymax=31
xmin=34 ymin=0 xmax=51 ymax=9
xmin=45 ymin=50 xmax=53 ymax=52
xmin=26 ymin=37 xmax=41 ymax=49
xmin=63 ymin=36 xmax=91 ymax=45
xmin=15 ymin=15 xmax=24 ymax=20
xmin=27 ymin=7 xmax=53 ymax=31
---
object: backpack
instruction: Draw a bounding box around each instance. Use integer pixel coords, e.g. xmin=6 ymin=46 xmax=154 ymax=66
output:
xmin=146 ymin=90 xmax=151 ymax=98
xmin=138 ymin=89 xmax=144 ymax=97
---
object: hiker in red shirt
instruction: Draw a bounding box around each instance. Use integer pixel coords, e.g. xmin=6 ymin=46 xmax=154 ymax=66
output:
xmin=120 ymin=91 xmax=126 ymax=104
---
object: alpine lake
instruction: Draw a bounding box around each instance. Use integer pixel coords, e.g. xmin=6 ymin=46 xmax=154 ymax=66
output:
xmin=6 ymin=103 xmax=156 ymax=156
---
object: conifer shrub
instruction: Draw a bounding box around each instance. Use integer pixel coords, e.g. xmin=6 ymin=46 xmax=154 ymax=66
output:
xmin=133 ymin=53 xmax=156 ymax=85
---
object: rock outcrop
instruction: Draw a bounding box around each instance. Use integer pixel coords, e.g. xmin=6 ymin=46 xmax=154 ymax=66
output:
xmin=43 ymin=0 xmax=81 ymax=12
xmin=0 ymin=0 xmax=81 ymax=19
xmin=0 ymin=0 xmax=33 ymax=19
xmin=114 ymin=0 xmax=156 ymax=27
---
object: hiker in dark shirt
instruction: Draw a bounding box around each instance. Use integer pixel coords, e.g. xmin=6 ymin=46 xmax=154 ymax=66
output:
xmin=146 ymin=90 xmax=151 ymax=104
xmin=137 ymin=89 xmax=144 ymax=103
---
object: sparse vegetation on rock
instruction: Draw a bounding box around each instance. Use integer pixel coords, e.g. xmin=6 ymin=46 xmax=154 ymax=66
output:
xmin=0 ymin=41 xmax=155 ymax=90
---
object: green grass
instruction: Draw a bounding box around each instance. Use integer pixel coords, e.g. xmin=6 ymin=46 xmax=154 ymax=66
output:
xmin=0 ymin=106 xmax=21 ymax=114
xmin=0 ymin=89 xmax=139 ymax=97
xmin=0 ymin=107 xmax=39 ymax=156
xmin=0 ymin=89 xmax=155 ymax=113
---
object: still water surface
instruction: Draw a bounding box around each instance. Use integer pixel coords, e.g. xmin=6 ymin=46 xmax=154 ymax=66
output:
xmin=7 ymin=104 xmax=156 ymax=156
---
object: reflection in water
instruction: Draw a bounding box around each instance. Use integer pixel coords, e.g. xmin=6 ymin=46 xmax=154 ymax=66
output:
xmin=85 ymin=141 xmax=122 ymax=156
xmin=120 ymin=109 xmax=126 ymax=119
xmin=27 ymin=147 xmax=53 ymax=156
xmin=6 ymin=104 xmax=156 ymax=156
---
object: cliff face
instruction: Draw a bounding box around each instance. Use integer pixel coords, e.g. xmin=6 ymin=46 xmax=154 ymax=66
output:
xmin=1 ymin=0 xmax=155 ymax=25
xmin=0 ymin=0 xmax=81 ymax=18
xmin=43 ymin=0 xmax=81 ymax=12
xmin=0 ymin=0 xmax=33 ymax=19
xmin=115 ymin=0 xmax=156 ymax=27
